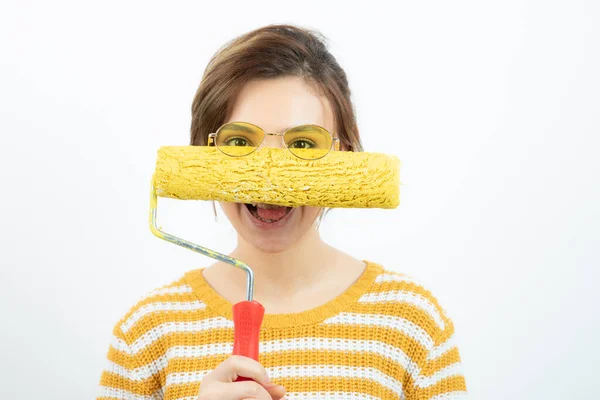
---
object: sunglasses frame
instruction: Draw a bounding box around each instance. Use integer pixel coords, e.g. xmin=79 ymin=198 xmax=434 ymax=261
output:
xmin=207 ymin=121 xmax=340 ymax=160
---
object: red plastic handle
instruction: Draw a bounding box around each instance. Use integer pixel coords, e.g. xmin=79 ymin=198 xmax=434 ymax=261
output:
xmin=232 ymin=300 xmax=265 ymax=382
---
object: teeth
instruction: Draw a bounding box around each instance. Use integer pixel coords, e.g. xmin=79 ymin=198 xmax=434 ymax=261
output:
xmin=257 ymin=203 xmax=280 ymax=209
xmin=248 ymin=202 xmax=289 ymax=209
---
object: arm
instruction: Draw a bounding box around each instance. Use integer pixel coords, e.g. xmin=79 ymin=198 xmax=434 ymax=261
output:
xmin=410 ymin=316 xmax=467 ymax=400
xmin=96 ymin=323 xmax=163 ymax=399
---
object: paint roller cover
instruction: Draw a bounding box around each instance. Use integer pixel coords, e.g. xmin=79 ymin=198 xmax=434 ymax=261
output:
xmin=154 ymin=146 xmax=400 ymax=208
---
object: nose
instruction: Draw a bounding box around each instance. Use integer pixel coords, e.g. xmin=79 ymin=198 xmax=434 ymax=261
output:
xmin=263 ymin=134 xmax=285 ymax=149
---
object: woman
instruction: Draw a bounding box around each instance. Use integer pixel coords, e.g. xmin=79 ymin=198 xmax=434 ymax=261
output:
xmin=97 ymin=24 xmax=467 ymax=400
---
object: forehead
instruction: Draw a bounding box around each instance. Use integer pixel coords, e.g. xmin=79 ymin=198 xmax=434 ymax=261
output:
xmin=226 ymin=76 xmax=335 ymax=134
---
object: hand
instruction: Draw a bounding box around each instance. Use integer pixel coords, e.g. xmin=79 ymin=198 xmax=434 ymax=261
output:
xmin=197 ymin=355 xmax=287 ymax=400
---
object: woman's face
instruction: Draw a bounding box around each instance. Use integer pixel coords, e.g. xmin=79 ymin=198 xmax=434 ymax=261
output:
xmin=218 ymin=76 xmax=336 ymax=253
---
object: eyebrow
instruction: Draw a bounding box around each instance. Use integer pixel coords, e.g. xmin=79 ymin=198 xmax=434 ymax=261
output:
xmin=226 ymin=123 xmax=295 ymax=133
xmin=278 ymin=126 xmax=296 ymax=133
xmin=225 ymin=123 xmax=256 ymax=133
xmin=226 ymin=122 xmax=323 ymax=134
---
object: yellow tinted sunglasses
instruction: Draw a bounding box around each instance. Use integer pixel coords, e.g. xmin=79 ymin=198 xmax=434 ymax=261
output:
xmin=208 ymin=121 xmax=340 ymax=160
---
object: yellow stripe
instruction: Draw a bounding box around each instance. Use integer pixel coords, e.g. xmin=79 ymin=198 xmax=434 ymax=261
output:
xmin=122 ymin=302 xmax=440 ymax=345
xmin=162 ymin=382 xmax=197 ymax=399
xmin=416 ymin=375 xmax=467 ymax=398
xmin=426 ymin=348 xmax=462 ymax=374
xmin=351 ymin=302 xmax=439 ymax=339
xmin=168 ymin=348 xmax=409 ymax=380
xmin=405 ymin=348 xmax=461 ymax=387
xmin=98 ymin=371 xmax=158 ymax=396
xmin=105 ymin=344 xmax=163 ymax=374
xmin=164 ymin=377 xmax=401 ymax=399
xmin=119 ymin=324 xmax=429 ymax=368
xmin=116 ymin=279 xmax=194 ymax=325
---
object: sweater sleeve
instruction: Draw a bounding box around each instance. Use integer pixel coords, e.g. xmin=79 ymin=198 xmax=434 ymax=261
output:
xmin=96 ymin=321 xmax=163 ymax=399
xmin=410 ymin=315 xmax=468 ymax=400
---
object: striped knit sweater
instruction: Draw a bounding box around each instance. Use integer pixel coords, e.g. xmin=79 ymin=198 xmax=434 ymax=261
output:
xmin=97 ymin=261 xmax=467 ymax=399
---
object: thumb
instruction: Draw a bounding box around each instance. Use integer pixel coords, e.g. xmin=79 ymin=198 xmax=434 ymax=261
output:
xmin=263 ymin=381 xmax=286 ymax=399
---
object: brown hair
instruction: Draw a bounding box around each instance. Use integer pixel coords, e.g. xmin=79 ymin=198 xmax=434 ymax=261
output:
xmin=190 ymin=24 xmax=363 ymax=152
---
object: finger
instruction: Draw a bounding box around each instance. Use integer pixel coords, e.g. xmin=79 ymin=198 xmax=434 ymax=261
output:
xmin=263 ymin=382 xmax=286 ymax=399
xmin=221 ymin=380 xmax=272 ymax=400
xmin=203 ymin=380 xmax=286 ymax=400
xmin=208 ymin=355 xmax=271 ymax=386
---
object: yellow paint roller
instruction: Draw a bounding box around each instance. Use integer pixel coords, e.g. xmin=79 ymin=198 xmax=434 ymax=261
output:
xmin=153 ymin=146 xmax=400 ymax=208
xmin=148 ymin=145 xmax=400 ymax=380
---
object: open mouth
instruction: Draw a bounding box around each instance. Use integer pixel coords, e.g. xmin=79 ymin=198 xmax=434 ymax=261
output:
xmin=244 ymin=203 xmax=293 ymax=223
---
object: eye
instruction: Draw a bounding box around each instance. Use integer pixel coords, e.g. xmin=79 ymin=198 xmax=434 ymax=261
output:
xmin=288 ymin=139 xmax=316 ymax=149
xmin=223 ymin=136 xmax=252 ymax=146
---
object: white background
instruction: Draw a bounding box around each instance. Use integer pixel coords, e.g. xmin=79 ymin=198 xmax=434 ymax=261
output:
xmin=1 ymin=1 xmax=598 ymax=399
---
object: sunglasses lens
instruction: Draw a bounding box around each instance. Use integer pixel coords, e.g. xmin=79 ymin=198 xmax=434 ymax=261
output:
xmin=215 ymin=122 xmax=263 ymax=156
xmin=284 ymin=125 xmax=333 ymax=160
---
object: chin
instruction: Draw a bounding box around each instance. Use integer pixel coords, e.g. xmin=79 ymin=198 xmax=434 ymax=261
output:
xmin=245 ymin=235 xmax=298 ymax=254
xmin=220 ymin=202 xmax=319 ymax=253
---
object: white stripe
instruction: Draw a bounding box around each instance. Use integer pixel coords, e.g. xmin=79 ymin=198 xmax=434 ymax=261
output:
xmin=137 ymin=285 xmax=193 ymax=302
xmin=272 ymin=365 xmax=406 ymax=397
xmin=121 ymin=301 xmax=207 ymax=334
xmin=414 ymin=362 xmax=463 ymax=388
xmin=375 ymin=273 xmax=419 ymax=285
xmin=104 ymin=355 xmax=168 ymax=381
xmin=260 ymin=338 xmax=421 ymax=379
xmin=107 ymin=334 xmax=461 ymax=393
xmin=174 ymin=393 xmax=381 ymax=400
xmin=375 ymin=274 xmax=453 ymax=322
xmin=429 ymin=391 xmax=468 ymax=400
xmin=103 ymin=360 xmax=138 ymax=381
xmin=109 ymin=336 xmax=422 ymax=384
xmin=106 ymin=331 xmax=168 ymax=381
xmin=285 ymin=393 xmax=381 ymax=400
xmin=166 ymin=342 xmax=232 ymax=358
xmin=165 ymin=337 xmax=422 ymax=380
xmin=359 ymin=290 xmax=445 ymax=330
xmin=165 ymin=369 xmax=209 ymax=386
xmin=120 ymin=313 xmax=434 ymax=356
xmin=125 ymin=318 xmax=234 ymax=355
xmin=323 ymin=312 xmax=434 ymax=350
xmin=110 ymin=334 xmax=130 ymax=354
xmin=427 ymin=335 xmax=456 ymax=360
xmin=97 ymin=385 xmax=163 ymax=400
xmin=165 ymin=365 xmax=404 ymax=398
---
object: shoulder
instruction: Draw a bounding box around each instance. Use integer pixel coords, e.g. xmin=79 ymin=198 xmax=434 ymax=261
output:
xmin=367 ymin=264 xmax=468 ymax=398
xmin=364 ymin=261 xmax=457 ymax=347
xmin=111 ymin=272 xmax=200 ymax=340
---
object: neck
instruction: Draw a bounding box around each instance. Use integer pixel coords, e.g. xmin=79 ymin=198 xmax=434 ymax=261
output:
xmin=227 ymin=229 xmax=336 ymax=298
